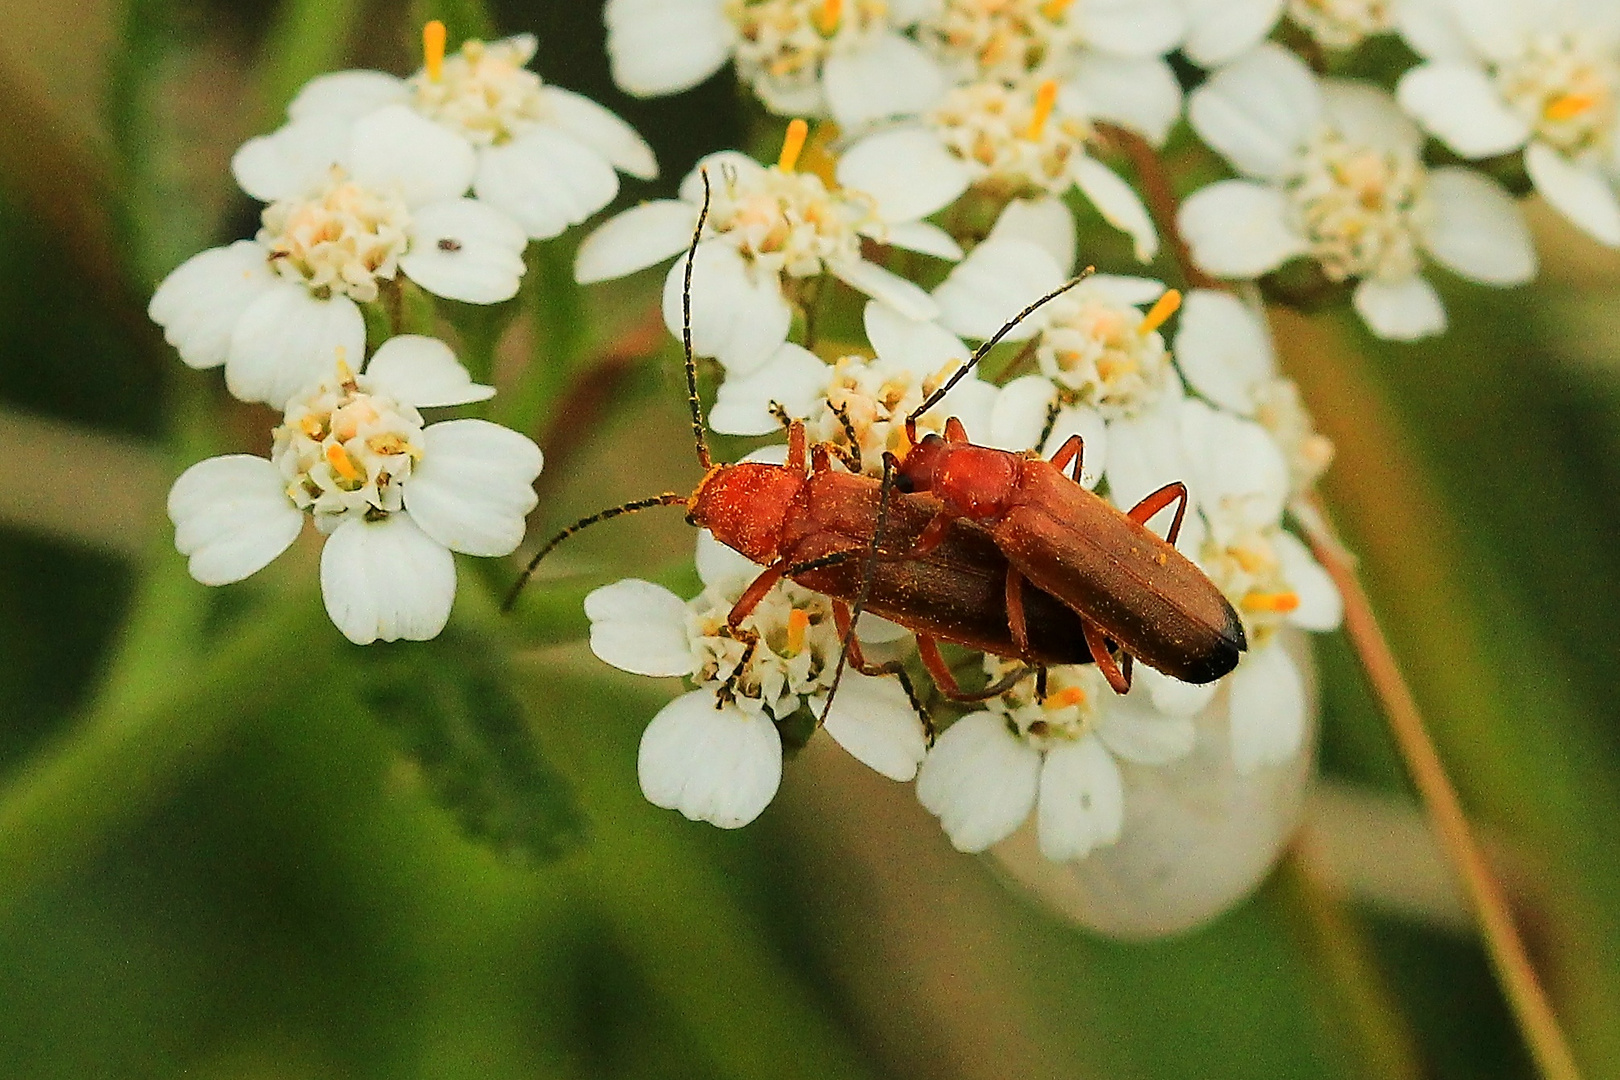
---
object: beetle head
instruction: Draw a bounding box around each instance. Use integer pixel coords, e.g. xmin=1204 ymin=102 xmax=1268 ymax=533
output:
xmin=688 ymin=462 xmax=803 ymax=565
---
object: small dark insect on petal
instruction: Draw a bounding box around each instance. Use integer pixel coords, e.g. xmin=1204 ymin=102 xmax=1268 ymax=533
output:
xmin=438 ymin=237 xmax=463 ymax=252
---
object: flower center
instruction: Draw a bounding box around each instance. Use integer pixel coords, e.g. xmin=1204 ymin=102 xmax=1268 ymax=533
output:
xmin=1287 ymin=129 xmax=1429 ymax=283
xmin=804 ymin=354 xmax=969 ymax=475
xmin=410 ymin=36 xmax=548 ymax=146
xmin=259 ymin=169 xmax=413 ymax=303
xmin=984 ymin=657 xmax=1102 ymax=749
xmin=1034 ymin=289 xmax=1175 ymax=419
xmin=686 ymin=579 xmax=840 ymax=718
xmin=919 ymin=0 xmax=1080 ymax=82
xmin=929 ymin=78 xmax=1091 ymax=197
xmin=1284 ymin=0 xmax=1392 ymax=51
xmin=1495 ymin=32 xmax=1620 ymax=159
xmin=272 ymin=360 xmax=427 ymax=531
xmin=724 ymin=0 xmax=890 ymax=111
xmin=708 ymin=160 xmax=870 ymax=279
xmin=1200 ymin=527 xmax=1300 ymax=645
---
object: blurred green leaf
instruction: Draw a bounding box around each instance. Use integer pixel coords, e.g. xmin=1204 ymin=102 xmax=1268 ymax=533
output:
xmin=410 ymin=0 xmax=497 ymax=46
xmin=354 ymin=624 xmax=587 ymax=862
xmin=256 ymin=0 xmax=365 ymax=127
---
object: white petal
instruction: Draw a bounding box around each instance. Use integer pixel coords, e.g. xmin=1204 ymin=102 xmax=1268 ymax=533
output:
xmin=1187 ymin=43 xmax=1320 ymax=179
xmin=1075 ymin=0 xmax=1187 ymax=57
xmin=1227 ymin=642 xmax=1305 ymax=772
xmin=404 ymin=420 xmax=542 ymax=557
xmin=1274 ymin=530 xmax=1342 ymax=631
xmin=864 ymin=300 xmax=971 ymax=372
xmin=855 ymin=612 xmax=912 ymax=644
xmin=662 ymin=243 xmax=794 ymax=374
xmin=320 ymin=514 xmax=456 ymax=644
xmin=709 ymin=343 xmax=831 ymax=435
xmin=574 ymin=200 xmax=701 ymax=283
xmin=231 ymin=115 xmax=350 ymax=202
xmin=1065 ymin=55 xmax=1183 ymax=147
xmin=1087 ymin=273 xmax=1167 ymax=306
xmin=605 ymin=0 xmax=736 ymax=96
xmin=226 ymin=283 xmax=365 ymax=408
xmin=815 ymin=673 xmax=928 ymax=781
xmin=1035 ymin=736 xmax=1125 ymax=861
xmin=880 ymin=220 xmax=964 ymax=260
xmin=1179 ymin=399 xmax=1288 ymax=531
xmin=987 ymin=196 xmax=1077 ymax=275
xmin=168 ymin=455 xmax=302 ymax=585
xmin=916 ymin=712 xmax=1041 ymax=852
xmin=836 ymin=127 xmax=971 ymax=224
xmin=1041 ymin=405 xmax=1108 ymax=489
xmin=148 ymin=241 xmax=276 ymax=370
xmin=987 ymin=375 xmax=1058 ymax=452
xmin=932 ymin=237 xmax=1065 ymax=341
xmin=364 ymin=335 xmax=493 ymax=406
xmin=1137 ymin=663 xmax=1219 ymax=716
xmin=1395 ymin=62 xmax=1530 ymax=157
xmin=1182 ymin=0 xmax=1284 ymax=66
xmin=584 ymin=579 xmax=696 ymax=676
xmin=1073 ymin=156 xmax=1159 ymax=262
xmin=1352 ymin=275 xmax=1447 ymax=341
xmin=1445 ymin=0 xmax=1530 ymax=60
xmin=823 ymin=32 xmax=947 ymax=128
xmin=401 ymin=199 xmax=528 ymax=303
xmin=696 ymin=528 xmax=766 ymax=589
xmin=637 ymin=691 xmax=782 ymax=828
xmin=1420 ymin=167 xmax=1535 ymax=284
xmin=1321 ymin=81 xmax=1422 ymax=152
xmin=1393 ymin=0 xmax=1475 ymax=61
xmin=348 ymin=104 xmax=476 ymax=206
xmin=931 ymin=378 xmax=1000 ymax=442
xmin=288 ymin=70 xmax=408 ymax=122
xmin=1103 ymin=396 xmax=1187 ymax=510
xmin=1095 ymin=682 xmax=1197 ymax=763
xmin=538 ymin=86 xmax=658 ymax=180
xmin=474 ymin=129 xmax=619 ymax=240
xmin=1526 ymin=141 xmax=1620 ymax=247
xmin=680 ymin=151 xmax=767 ymax=204
xmin=1178 ymin=181 xmax=1307 ymax=278
xmin=1173 ymin=288 xmax=1275 ymax=414
xmin=829 ymin=257 xmax=939 ymax=320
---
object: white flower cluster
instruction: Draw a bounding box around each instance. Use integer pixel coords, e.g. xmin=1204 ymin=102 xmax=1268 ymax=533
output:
xmin=154 ymin=25 xmax=657 ymax=643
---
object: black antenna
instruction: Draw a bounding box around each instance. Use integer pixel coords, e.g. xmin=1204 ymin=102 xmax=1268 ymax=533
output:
xmin=502 ymin=494 xmax=688 ymax=612
xmin=686 ymin=170 xmax=714 ymax=471
xmin=817 ymin=451 xmax=900 ymax=724
xmin=907 ymin=268 xmax=1096 ymax=427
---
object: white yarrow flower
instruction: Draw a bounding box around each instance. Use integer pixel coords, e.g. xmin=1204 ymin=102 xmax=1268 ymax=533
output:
xmin=289 ymin=32 xmax=658 ymax=240
xmin=1180 ymin=0 xmax=1394 ymax=67
xmin=151 ymin=105 xmax=528 ymax=407
xmin=167 ymin=338 xmax=541 ymax=645
xmin=1395 ymin=0 xmax=1620 ymax=245
xmin=587 ymin=535 xmax=928 ymax=828
xmin=1178 ymin=45 xmax=1535 ymax=340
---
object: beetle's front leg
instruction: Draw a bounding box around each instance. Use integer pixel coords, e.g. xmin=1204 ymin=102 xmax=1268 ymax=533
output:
xmin=1048 ymin=433 xmax=1085 ymax=484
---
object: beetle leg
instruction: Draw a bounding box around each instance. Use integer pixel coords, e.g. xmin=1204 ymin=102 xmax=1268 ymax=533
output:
xmin=1128 ymin=481 xmax=1190 ymax=546
xmin=1004 ymin=567 xmax=1032 ymax=656
xmin=1083 ymin=619 xmax=1132 ymax=694
xmin=905 ymin=510 xmax=955 ymax=558
xmin=786 ymin=421 xmax=808 ymax=471
xmin=1048 ymin=433 xmax=1085 ymax=483
xmin=726 ymin=558 xmax=790 ymax=629
xmin=1035 ymin=665 xmax=1049 ymax=702
xmin=829 ymin=600 xmax=933 ymax=743
xmin=917 ymin=634 xmax=1032 ymax=702
xmin=716 ymin=631 xmax=760 ymax=707
xmin=944 ymin=416 xmax=969 ymax=442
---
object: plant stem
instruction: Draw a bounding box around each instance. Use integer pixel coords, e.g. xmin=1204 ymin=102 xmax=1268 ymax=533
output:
xmin=1299 ymin=495 xmax=1583 ymax=1080
xmin=1094 ymin=123 xmax=1217 ymax=291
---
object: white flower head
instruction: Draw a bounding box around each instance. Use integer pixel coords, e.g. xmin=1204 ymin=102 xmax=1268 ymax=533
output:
xmin=576 ymin=123 xmax=958 ymax=372
xmin=1179 ymin=45 xmax=1535 ymax=339
xmin=1286 ymin=0 xmax=1394 ymax=50
xmin=1181 ymin=0 xmax=1393 ymax=67
xmin=605 ymin=0 xmax=947 ymax=128
xmin=151 ymin=105 xmax=528 ymax=407
xmin=288 ymin=27 xmax=658 ymax=240
xmin=167 ymin=338 xmax=541 ymax=645
xmin=1395 ymin=0 xmax=1620 ymax=245
xmin=587 ymin=536 xmax=928 ymax=828
xmin=917 ymin=659 xmax=1196 ymax=861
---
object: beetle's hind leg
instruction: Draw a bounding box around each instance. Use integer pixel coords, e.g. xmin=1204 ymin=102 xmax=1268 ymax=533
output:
xmin=1083 ymin=619 xmax=1132 ymax=695
xmin=829 ymin=600 xmax=933 ymax=742
xmin=1128 ymin=480 xmax=1190 ymax=545
xmin=916 ymin=634 xmax=1032 ymax=703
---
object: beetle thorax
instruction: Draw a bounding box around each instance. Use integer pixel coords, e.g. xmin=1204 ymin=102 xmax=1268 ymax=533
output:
xmin=933 ymin=444 xmax=1020 ymax=521
xmin=689 ymin=463 xmax=804 ymax=565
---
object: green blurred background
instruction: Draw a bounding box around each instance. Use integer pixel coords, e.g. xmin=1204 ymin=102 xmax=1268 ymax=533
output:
xmin=2 ymin=2 xmax=1619 ymax=1077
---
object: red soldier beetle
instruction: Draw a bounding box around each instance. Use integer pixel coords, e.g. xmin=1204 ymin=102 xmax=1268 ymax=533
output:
xmin=504 ymin=161 xmax=1104 ymax=722
xmin=879 ymin=289 xmax=1248 ymax=695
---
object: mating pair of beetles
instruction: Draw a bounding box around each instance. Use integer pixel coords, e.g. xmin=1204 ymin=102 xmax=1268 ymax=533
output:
xmin=506 ymin=173 xmax=1246 ymax=718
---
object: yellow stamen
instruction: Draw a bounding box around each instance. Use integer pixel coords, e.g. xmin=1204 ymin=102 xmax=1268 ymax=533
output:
xmin=326 ymin=442 xmax=362 ymax=483
xmin=786 ymin=608 xmax=811 ymax=654
xmin=1039 ymin=0 xmax=1077 ymax=18
xmin=813 ymin=0 xmax=843 ymax=36
xmin=334 ymin=348 xmax=356 ymax=389
xmin=423 ymin=20 xmax=447 ymax=83
xmin=1025 ymin=80 xmax=1059 ymax=142
xmin=778 ymin=118 xmax=810 ymax=172
xmin=1544 ymin=92 xmax=1597 ymax=122
xmin=367 ymin=433 xmax=413 ymax=457
xmin=1243 ymin=590 xmax=1300 ymax=614
xmin=1139 ymin=289 xmax=1182 ymax=336
xmin=299 ymin=415 xmax=324 ymax=439
xmin=1044 ymin=685 xmax=1086 ymax=710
